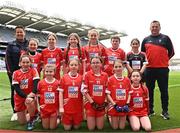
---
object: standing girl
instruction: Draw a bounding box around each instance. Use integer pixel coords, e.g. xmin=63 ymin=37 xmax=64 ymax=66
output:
xmin=83 ymin=29 xmax=106 ymax=71
xmin=106 ymin=59 xmax=131 ymax=129
xmin=37 ymin=64 xmax=60 ymax=129
xmin=128 ymin=70 xmax=151 ymax=132
xmin=59 ymin=59 xmax=83 ymax=131
xmin=41 ymin=33 xmax=64 ymax=80
xmin=25 ymin=38 xmax=42 ymax=76
xmin=12 ymin=54 xmax=39 ymax=130
xmin=63 ymin=33 xmax=86 ymax=75
xmin=81 ymin=56 xmax=108 ymax=131
xmin=126 ymin=38 xmax=148 ymax=77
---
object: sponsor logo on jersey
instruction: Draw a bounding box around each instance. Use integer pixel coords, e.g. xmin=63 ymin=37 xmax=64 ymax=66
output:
xmin=44 ymin=92 xmax=55 ymax=104
xmin=47 ymin=58 xmax=56 ymax=64
xmin=20 ymin=79 xmax=28 ymax=89
xmin=133 ymin=97 xmax=143 ymax=108
xmin=69 ymin=55 xmax=78 ymax=60
xmin=116 ymin=89 xmax=126 ymax=100
xmin=93 ymin=85 xmax=103 ymax=96
xmin=132 ymin=60 xmax=141 ymax=69
xmin=108 ymin=56 xmax=117 ymax=64
xmin=89 ymin=52 xmax=99 ymax=58
xmin=68 ymin=86 xmax=78 ymax=98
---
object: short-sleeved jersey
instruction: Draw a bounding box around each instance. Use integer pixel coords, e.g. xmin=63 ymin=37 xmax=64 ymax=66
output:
xmin=41 ymin=47 xmax=63 ymax=69
xmin=63 ymin=47 xmax=86 ymax=75
xmin=83 ymin=44 xmax=106 ymax=71
xmin=127 ymin=51 xmax=147 ymax=70
xmin=29 ymin=52 xmax=42 ymax=75
xmin=104 ymin=48 xmax=126 ymax=76
xmin=129 ymin=85 xmax=149 ymax=116
xmin=12 ymin=68 xmax=39 ymax=97
xmin=60 ymin=73 xmax=83 ymax=114
xmin=64 ymin=47 xmax=86 ymax=63
xmin=107 ymin=75 xmax=131 ymax=106
xmin=83 ymin=70 xmax=108 ymax=105
xmin=38 ymin=78 xmax=60 ymax=113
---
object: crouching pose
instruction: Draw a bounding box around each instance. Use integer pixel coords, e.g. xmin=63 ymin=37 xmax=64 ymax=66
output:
xmin=37 ymin=64 xmax=60 ymax=129
xmin=106 ymin=59 xmax=131 ymax=129
xmin=128 ymin=70 xmax=151 ymax=132
xmin=12 ymin=55 xmax=39 ymax=130
xmin=59 ymin=59 xmax=83 ymax=131
xmin=81 ymin=56 xmax=108 ymax=131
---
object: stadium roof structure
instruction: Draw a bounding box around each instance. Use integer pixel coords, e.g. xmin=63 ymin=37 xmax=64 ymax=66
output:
xmin=0 ymin=4 xmax=127 ymax=40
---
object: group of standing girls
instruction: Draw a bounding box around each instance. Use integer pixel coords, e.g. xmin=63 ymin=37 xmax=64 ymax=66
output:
xmin=12 ymin=28 xmax=151 ymax=132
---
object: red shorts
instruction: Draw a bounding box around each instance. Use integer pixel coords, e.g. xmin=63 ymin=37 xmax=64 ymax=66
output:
xmin=14 ymin=96 xmax=26 ymax=112
xmin=108 ymin=107 xmax=127 ymax=116
xmin=128 ymin=109 xmax=148 ymax=117
xmin=85 ymin=103 xmax=105 ymax=117
xmin=62 ymin=112 xmax=83 ymax=125
xmin=40 ymin=108 xmax=58 ymax=119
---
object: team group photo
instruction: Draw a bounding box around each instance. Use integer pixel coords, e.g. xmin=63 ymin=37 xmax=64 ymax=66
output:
xmin=0 ymin=0 xmax=180 ymax=132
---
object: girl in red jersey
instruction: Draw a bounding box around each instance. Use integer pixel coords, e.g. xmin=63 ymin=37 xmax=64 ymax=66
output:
xmin=106 ymin=59 xmax=131 ymax=129
xmin=81 ymin=56 xmax=108 ymax=131
xmin=41 ymin=33 xmax=64 ymax=80
xmin=83 ymin=29 xmax=106 ymax=71
xmin=104 ymin=36 xmax=126 ymax=76
xmin=128 ymin=70 xmax=151 ymax=132
xmin=26 ymin=38 xmax=42 ymax=76
xmin=37 ymin=64 xmax=60 ymax=129
xmin=59 ymin=59 xmax=83 ymax=131
xmin=63 ymin=33 xmax=86 ymax=75
xmin=12 ymin=55 xmax=39 ymax=130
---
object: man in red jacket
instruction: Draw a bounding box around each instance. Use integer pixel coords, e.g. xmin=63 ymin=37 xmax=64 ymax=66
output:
xmin=141 ymin=20 xmax=174 ymax=120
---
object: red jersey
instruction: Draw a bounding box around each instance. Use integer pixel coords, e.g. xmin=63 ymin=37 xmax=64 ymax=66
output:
xmin=104 ymin=48 xmax=125 ymax=76
xmin=41 ymin=47 xmax=63 ymax=69
xmin=64 ymin=47 xmax=86 ymax=74
xmin=107 ymin=75 xmax=131 ymax=106
xmin=64 ymin=47 xmax=86 ymax=63
xmin=41 ymin=47 xmax=63 ymax=79
xmin=12 ymin=68 xmax=39 ymax=97
xmin=38 ymin=78 xmax=60 ymax=114
xmin=141 ymin=34 xmax=174 ymax=68
xmin=129 ymin=85 xmax=149 ymax=116
xmin=59 ymin=73 xmax=83 ymax=114
xmin=83 ymin=70 xmax=108 ymax=106
xmin=83 ymin=44 xmax=106 ymax=71
xmin=29 ymin=52 xmax=42 ymax=75
xmin=107 ymin=75 xmax=131 ymax=116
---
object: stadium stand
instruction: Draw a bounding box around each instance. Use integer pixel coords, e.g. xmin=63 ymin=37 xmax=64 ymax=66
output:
xmin=0 ymin=2 xmax=127 ymax=58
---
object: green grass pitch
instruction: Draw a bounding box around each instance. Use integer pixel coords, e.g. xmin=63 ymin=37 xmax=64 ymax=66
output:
xmin=0 ymin=72 xmax=180 ymax=132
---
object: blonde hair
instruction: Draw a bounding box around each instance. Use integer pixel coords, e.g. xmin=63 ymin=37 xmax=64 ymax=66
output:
xmin=88 ymin=29 xmax=99 ymax=39
xmin=113 ymin=59 xmax=123 ymax=67
xmin=47 ymin=33 xmax=58 ymax=41
xmin=44 ymin=64 xmax=56 ymax=72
